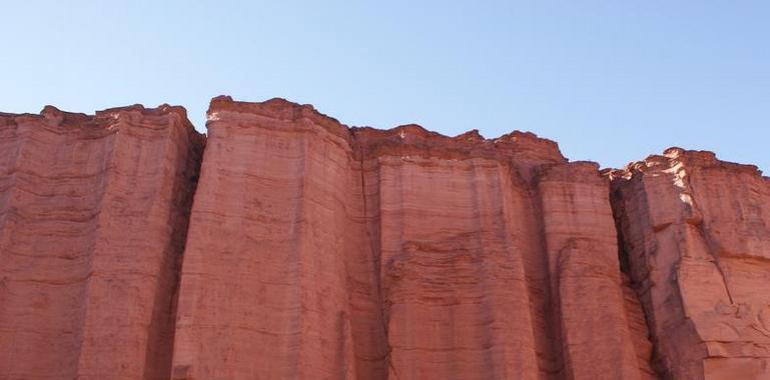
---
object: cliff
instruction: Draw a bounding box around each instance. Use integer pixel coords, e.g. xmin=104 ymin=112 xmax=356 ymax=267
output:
xmin=0 ymin=106 xmax=204 ymax=379
xmin=610 ymin=148 xmax=770 ymax=379
xmin=0 ymin=96 xmax=767 ymax=379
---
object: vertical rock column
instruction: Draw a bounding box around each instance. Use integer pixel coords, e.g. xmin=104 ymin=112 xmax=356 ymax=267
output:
xmin=0 ymin=105 xmax=203 ymax=379
xmin=611 ymin=148 xmax=770 ymax=379
xmin=172 ymin=97 xmax=363 ymax=379
xmin=76 ymin=107 xmax=204 ymax=380
xmin=372 ymin=153 xmax=540 ymax=380
xmin=351 ymin=127 xmax=580 ymax=380
xmin=537 ymin=162 xmax=655 ymax=380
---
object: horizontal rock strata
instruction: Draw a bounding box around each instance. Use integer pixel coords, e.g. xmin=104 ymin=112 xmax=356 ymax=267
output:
xmin=170 ymin=96 xmax=654 ymax=379
xmin=0 ymin=96 xmax=767 ymax=379
xmin=0 ymin=106 xmax=204 ymax=379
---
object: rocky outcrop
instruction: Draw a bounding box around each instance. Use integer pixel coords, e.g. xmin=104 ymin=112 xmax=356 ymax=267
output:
xmin=0 ymin=106 xmax=204 ymax=379
xmin=610 ymin=148 xmax=770 ymax=379
xmin=0 ymin=96 xmax=767 ymax=379
xmin=170 ymin=96 xmax=654 ymax=379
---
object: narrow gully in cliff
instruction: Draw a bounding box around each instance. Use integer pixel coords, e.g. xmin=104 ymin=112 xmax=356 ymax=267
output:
xmin=529 ymin=170 xmax=566 ymax=378
xmin=160 ymin=136 xmax=205 ymax=379
xmin=355 ymin=140 xmax=397 ymax=380
xmin=609 ymin=180 xmax=666 ymax=379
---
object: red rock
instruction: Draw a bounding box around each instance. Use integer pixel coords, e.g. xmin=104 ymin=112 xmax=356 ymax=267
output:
xmin=0 ymin=105 xmax=203 ymax=379
xmin=539 ymin=162 xmax=655 ymax=380
xmin=3 ymin=96 xmax=768 ymax=380
xmin=170 ymin=96 xmax=654 ymax=379
xmin=611 ymin=148 xmax=770 ymax=379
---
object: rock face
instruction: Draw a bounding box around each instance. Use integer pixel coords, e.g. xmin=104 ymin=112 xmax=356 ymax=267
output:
xmin=0 ymin=96 xmax=767 ymax=379
xmin=611 ymin=149 xmax=770 ymax=379
xmin=0 ymin=106 xmax=204 ymax=379
xmin=170 ymin=96 xmax=653 ymax=379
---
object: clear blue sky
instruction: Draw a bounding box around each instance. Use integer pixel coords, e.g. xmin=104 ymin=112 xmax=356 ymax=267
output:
xmin=2 ymin=1 xmax=768 ymax=171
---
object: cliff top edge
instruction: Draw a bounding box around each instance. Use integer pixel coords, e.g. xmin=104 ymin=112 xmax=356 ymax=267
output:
xmin=607 ymin=146 xmax=765 ymax=181
xmin=1 ymin=96 xmax=762 ymax=177
xmin=207 ymin=95 xmax=567 ymax=162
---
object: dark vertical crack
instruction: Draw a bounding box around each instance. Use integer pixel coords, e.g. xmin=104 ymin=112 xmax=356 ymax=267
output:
xmin=527 ymin=165 xmax=565 ymax=379
xmin=354 ymin=136 xmax=394 ymax=380
xmin=149 ymin=131 xmax=206 ymax=380
xmin=609 ymin=179 xmax=667 ymax=380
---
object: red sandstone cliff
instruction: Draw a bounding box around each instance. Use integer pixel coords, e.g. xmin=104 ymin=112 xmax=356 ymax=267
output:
xmin=0 ymin=106 xmax=204 ymax=379
xmin=611 ymin=149 xmax=770 ymax=379
xmin=170 ymin=96 xmax=653 ymax=379
xmin=0 ymin=96 xmax=767 ymax=380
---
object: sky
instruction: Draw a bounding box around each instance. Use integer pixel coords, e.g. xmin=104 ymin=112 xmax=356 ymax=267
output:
xmin=2 ymin=1 xmax=768 ymax=171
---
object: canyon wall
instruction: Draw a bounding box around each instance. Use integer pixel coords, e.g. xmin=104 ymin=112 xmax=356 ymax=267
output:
xmin=0 ymin=106 xmax=203 ymax=379
xmin=610 ymin=149 xmax=770 ymax=379
xmin=0 ymin=96 xmax=767 ymax=379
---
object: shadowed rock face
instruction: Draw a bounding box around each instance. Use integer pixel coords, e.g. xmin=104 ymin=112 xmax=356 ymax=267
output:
xmin=0 ymin=96 xmax=767 ymax=380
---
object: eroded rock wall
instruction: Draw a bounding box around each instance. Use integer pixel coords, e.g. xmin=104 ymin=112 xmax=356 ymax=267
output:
xmin=170 ymin=97 xmax=366 ymax=379
xmin=0 ymin=106 xmax=204 ymax=380
xmin=1 ymin=96 xmax=768 ymax=380
xmin=539 ymin=163 xmax=656 ymax=380
xmin=611 ymin=149 xmax=770 ymax=379
xmin=169 ymin=96 xmax=655 ymax=380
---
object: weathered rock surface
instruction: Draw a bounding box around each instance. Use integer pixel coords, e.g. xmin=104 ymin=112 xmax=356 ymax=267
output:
xmin=611 ymin=148 xmax=770 ymax=379
xmin=0 ymin=106 xmax=204 ymax=379
xmin=0 ymin=96 xmax=767 ymax=379
xmin=170 ymin=96 xmax=654 ymax=379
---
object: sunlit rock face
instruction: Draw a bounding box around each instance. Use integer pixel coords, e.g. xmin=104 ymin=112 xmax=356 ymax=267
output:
xmin=0 ymin=106 xmax=204 ymax=379
xmin=170 ymin=96 xmax=653 ymax=380
xmin=0 ymin=96 xmax=767 ymax=380
xmin=611 ymin=149 xmax=770 ymax=380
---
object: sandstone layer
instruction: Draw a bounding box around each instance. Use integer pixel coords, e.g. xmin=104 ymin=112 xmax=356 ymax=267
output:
xmin=0 ymin=96 xmax=767 ymax=380
xmin=0 ymin=106 xmax=204 ymax=379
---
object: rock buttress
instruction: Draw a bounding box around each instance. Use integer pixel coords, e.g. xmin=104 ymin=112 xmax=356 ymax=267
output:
xmin=171 ymin=97 xmax=366 ymax=379
xmin=537 ymin=162 xmax=657 ymax=379
xmin=610 ymin=148 xmax=770 ymax=379
xmin=0 ymin=105 xmax=204 ymax=379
